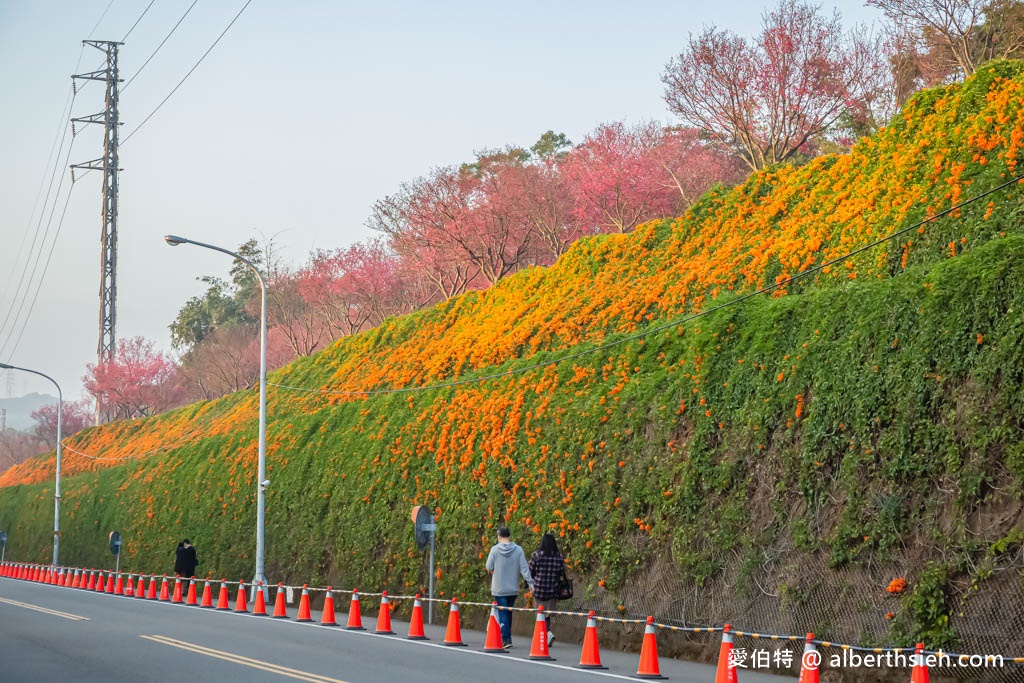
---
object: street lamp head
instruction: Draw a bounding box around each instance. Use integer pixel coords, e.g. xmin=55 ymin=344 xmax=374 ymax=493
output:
xmin=164 ymin=234 xmax=188 ymax=247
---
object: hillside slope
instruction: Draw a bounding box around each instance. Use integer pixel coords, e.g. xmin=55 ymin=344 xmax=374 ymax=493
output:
xmin=2 ymin=63 xmax=1024 ymax=660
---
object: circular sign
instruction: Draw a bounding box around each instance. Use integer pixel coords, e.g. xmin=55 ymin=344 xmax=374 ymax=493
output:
xmin=0 ymin=531 xmax=6 ymax=545
xmin=412 ymin=506 xmax=435 ymax=549
xmin=109 ymin=530 xmax=122 ymax=555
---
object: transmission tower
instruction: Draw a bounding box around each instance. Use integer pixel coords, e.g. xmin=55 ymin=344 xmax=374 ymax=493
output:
xmin=71 ymin=40 xmax=122 ymax=422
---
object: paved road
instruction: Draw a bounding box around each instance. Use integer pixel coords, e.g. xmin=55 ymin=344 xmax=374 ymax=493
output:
xmin=0 ymin=577 xmax=791 ymax=683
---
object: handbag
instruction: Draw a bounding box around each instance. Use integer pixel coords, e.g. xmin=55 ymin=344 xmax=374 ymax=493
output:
xmin=557 ymin=569 xmax=573 ymax=600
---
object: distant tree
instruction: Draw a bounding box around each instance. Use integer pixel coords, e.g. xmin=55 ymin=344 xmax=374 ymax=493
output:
xmin=516 ymin=159 xmax=581 ymax=263
xmin=656 ymin=127 xmax=748 ymax=206
xmin=176 ymin=325 xmax=260 ymax=401
xmin=30 ymin=400 xmax=90 ymax=444
xmin=83 ymin=336 xmax=185 ymax=420
xmin=561 ymin=122 xmax=686 ymax=233
xmin=531 ymin=131 xmax=573 ymax=160
xmin=0 ymin=430 xmax=46 ymax=475
xmin=663 ymin=0 xmax=888 ymax=170
xmin=870 ymin=0 xmax=1024 ymax=85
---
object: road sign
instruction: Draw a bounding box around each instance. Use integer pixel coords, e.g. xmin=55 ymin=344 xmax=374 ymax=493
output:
xmin=0 ymin=530 xmax=6 ymax=563
xmin=411 ymin=506 xmax=437 ymax=624
xmin=109 ymin=531 xmax=122 ymax=555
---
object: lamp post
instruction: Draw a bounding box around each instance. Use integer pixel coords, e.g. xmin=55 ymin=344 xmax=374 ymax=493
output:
xmin=163 ymin=234 xmax=268 ymax=591
xmin=0 ymin=363 xmax=62 ymax=565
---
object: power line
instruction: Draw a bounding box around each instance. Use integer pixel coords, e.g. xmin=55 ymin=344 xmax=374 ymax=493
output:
xmin=123 ymin=0 xmax=200 ymax=92
xmin=88 ymin=0 xmax=116 ymax=39
xmin=121 ymin=0 xmax=157 ymax=42
xmin=268 ymin=173 xmax=1024 ymax=398
xmin=122 ymin=0 xmax=253 ymax=144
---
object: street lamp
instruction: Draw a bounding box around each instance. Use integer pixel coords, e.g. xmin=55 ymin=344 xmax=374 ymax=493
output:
xmin=164 ymin=234 xmax=269 ymax=591
xmin=0 ymin=362 xmax=62 ymax=565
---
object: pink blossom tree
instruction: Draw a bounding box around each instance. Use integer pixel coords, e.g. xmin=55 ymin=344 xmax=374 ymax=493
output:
xmin=82 ymin=336 xmax=185 ymax=420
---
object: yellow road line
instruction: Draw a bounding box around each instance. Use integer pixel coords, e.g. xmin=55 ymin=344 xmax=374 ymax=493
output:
xmin=0 ymin=596 xmax=90 ymax=621
xmin=141 ymin=635 xmax=350 ymax=683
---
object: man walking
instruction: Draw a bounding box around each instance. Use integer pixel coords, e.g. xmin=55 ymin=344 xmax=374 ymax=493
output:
xmin=485 ymin=527 xmax=534 ymax=649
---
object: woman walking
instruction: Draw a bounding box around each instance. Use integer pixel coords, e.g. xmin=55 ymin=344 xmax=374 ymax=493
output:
xmin=529 ymin=533 xmax=566 ymax=645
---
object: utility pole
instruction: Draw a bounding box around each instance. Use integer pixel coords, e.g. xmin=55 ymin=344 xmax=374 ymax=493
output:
xmin=71 ymin=40 xmax=122 ymax=425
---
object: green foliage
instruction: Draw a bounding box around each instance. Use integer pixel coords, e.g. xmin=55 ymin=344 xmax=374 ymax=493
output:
xmin=890 ymin=563 xmax=958 ymax=649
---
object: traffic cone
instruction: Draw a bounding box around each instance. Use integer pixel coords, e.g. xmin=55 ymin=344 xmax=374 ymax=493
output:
xmin=86 ymin=570 xmax=96 ymax=591
xmin=57 ymin=568 xmax=67 ymax=586
xmin=216 ymin=580 xmax=230 ymax=610
xmin=296 ymin=585 xmax=312 ymax=622
xmin=147 ymin=575 xmax=158 ymax=600
xmin=321 ymin=587 xmax=338 ymax=626
xmin=375 ymin=591 xmax=394 ymax=634
xmin=186 ymin=578 xmax=198 ymax=606
xmin=442 ymin=599 xmax=466 ymax=646
xmin=172 ymin=576 xmax=183 ymax=603
xmin=346 ymin=590 xmax=365 ymax=630
xmin=200 ymin=580 xmax=213 ymax=608
xmin=483 ymin=602 xmax=506 ymax=653
xmin=105 ymin=572 xmax=115 ymax=593
xmin=528 ymin=606 xmax=554 ymax=660
xmin=95 ymin=571 xmax=106 ymax=592
xmin=911 ymin=643 xmax=930 ymax=683
xmin=159 ymin=576 xmax=170 ymax=601
xmin=272 ymin=583 xmax=289 ymax=618
xmin=234 ymin=580 xmax=249 ymax=613
xmin=252 ymin=582 xmax=268 ymax=616
xmin=71 ymin=569 xmax=82 ymax=589
xmin=798 ymin=633 xmax=820 ymax=683
xmin=578 ymin=611 xmax=608 ymax=669
xmin=407 ymin=594 xmax=428 ymax=640
xmin=125 ymin=575 xmax=135 ymax=597
xmin=114 ymin=573 xmax=124 ymax=595
xmin=636 ymin=616 xmax=667 ymax=679
xmin=714 ymin=623 xmax=737 ymax=683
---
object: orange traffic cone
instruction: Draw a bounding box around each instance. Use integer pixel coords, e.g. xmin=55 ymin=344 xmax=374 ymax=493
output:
xmin=185 ymin=578 xmax=198 ymax=606
xmin=375 ymin=591 xmax=394 ymax=634
xmin=798 ymin=633 xmax=820 ymax=683
xmin=172 ymin=576 xmax=183 ymax=603
xmin=57 ymin=568 xmax=66 ymax=586
xmin=114 ymin=573 xmax=124 ymax=595
xmin=147 ymin=575 xmax=158 ymax=599
xmin=200 ymin=580 xmax=213 ymax=608
xmin=296 ymin=585 xmax=312 ymax=622
xmin=234 ymin=580 xmax=249 ymax=613
xmin=272 ymin=583 xmax=289 ymax=618
xmin=528 ymin=606 xmax=554 ymax=660
xmin=407 ymin=594 xmax=428 ymax=640
xmin=714 ymin=623 xmax=737 ymax=683
xmin=159 ymin=576 xmax=170 ymax=601
xmin=442 ymin=599 xmax=467 ymax=646
xmin=483 ymin=602 xmax=506 ymax=653
xmin=346 ymin=590 xmax=365 ymax=630
xmin=252 ymin=582 xmax=268 ymax=616
xmin=911 ymin=643 xmax=930 ymax=683
xmin=636 ymin=616 xmax=667 ymax=679
xmin=71 ymin=569 xmax=82 ymax=589
xmin=125 ymin=575 xmax=135 ymax=597
xmin=216 ymin=580 xmax=230 ymax=610
xmin=321 ymin=587 xmax=338 ymax=626
xmin=105 ymin=572 xmax=115 ymax=593
xmin=95 ymin=571 xmax=106 ymax=592
xmin=578 ymin=610 xmax=608 ymax=669
xmin=86 ymin=570 xmax=96 ymax=591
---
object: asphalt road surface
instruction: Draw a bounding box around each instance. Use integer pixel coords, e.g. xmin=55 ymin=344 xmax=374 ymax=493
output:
xmin=0 ymin=577 xmax=791 ymax=683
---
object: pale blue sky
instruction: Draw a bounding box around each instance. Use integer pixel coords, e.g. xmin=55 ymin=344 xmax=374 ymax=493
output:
xmin=0 ymin=0 xmax=884 ymax=401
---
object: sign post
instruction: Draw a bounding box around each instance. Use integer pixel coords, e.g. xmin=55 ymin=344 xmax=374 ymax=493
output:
xmin=411 ymin=506 xmax=437 ymax=624
xmin=109 ymin=531 xmax=122 ymax=575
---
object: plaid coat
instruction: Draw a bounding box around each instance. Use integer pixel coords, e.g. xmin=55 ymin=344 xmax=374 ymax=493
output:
xmin=529 ymin=550 xmax=565 ymax=601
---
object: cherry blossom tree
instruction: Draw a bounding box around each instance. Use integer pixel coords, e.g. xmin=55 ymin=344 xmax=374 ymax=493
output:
xmin=30 ymin=400 xmax=91 ymax=443
xmin=82 ymin=336 xmax=185 ymax=420
xmin=663 ymin=0 xmax=888 ymax=170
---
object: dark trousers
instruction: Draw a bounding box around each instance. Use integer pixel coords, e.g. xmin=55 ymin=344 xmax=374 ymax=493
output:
xmin=493 ymin=594 xmax=517 ymax=643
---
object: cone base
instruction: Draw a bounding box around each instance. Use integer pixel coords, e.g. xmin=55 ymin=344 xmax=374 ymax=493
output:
xmin=442 ymin=642 xmax=467 ymax=647
xmin=375 ymin=629 xmax=395 ymax=635
xmin=319 ymin=622 xmax=339 ymax=627
xmin=272 ymin=615 xmax=290 ymax=619
xmin=199 ymin=605 xmax=214 ymax=609
xmin=297 ymin=617 xmax=313 ymax=623
xmin=216 ymin=606 xmax=231 ymax=611
xmin=483 ymin=646 xmax=507 ymax=653
xmin=529 ymin=655 xmax=556 ymax=661
xmin=346 ymin=626 xmax=367 ymax=631
xmin=406 ymin=635 xmax=429 ymax=640
xmin=634 ymin=674 xmax=668 ymax=680
xmin=578 ymin=664 xmax=609 ymax=670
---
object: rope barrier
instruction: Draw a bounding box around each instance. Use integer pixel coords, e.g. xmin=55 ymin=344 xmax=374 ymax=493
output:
xmin=4 ymin=561 xmax=1023 ymax=666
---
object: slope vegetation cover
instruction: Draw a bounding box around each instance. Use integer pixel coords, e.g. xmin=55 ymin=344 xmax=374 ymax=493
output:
xmin=3 ymin=63 xmax=1024 ymax=656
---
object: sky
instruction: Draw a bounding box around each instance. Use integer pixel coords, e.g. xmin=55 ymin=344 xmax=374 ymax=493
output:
xmin=0 ymin=0 xmax=885 ymax=402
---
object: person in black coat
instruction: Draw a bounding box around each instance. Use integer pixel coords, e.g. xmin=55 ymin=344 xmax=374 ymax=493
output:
xmin=174 ymin=539 xmax=199 ymax=578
